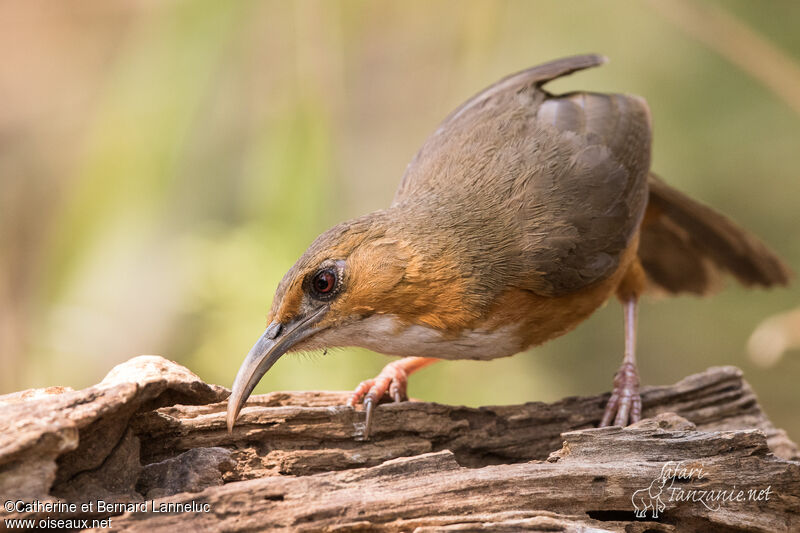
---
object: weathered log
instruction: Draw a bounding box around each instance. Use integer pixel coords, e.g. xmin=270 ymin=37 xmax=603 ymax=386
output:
xmin=1 ymin=356 xmax=798 ymax=532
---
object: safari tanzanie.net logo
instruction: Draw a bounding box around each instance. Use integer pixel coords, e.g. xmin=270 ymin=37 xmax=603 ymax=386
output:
xmin=632 ymin=460 xmax=773 ymax=518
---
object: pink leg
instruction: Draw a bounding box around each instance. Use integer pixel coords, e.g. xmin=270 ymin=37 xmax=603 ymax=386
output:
xmin=348 ymin=356 xmax=438 ymax=438
xmin=600 ymin=298 xmax=642 ymax=427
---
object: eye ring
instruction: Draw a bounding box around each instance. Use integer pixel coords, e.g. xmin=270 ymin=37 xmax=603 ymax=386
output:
xmin=310 ymin=268 xmax=338 ymax=299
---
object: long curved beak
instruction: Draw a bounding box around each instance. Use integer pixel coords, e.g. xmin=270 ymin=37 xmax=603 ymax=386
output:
xmin=226 ymin=307 xmax=327 ymax=432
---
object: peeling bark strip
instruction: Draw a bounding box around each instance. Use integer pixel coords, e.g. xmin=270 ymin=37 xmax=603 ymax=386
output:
xmin=1 ymin=356 xmax=798 ymax=532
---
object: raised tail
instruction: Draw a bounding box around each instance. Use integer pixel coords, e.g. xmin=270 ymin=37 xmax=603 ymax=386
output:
xmin=638 ymin=174 xmax=792 ymax=295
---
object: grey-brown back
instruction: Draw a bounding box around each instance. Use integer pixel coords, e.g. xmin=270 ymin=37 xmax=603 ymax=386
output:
xmin=393 ymin=55 xmax=652 ymax=297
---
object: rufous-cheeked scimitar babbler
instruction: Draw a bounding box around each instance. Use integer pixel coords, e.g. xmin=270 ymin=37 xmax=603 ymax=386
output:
xmin=227 ymin=54 xmax=791 ymax=438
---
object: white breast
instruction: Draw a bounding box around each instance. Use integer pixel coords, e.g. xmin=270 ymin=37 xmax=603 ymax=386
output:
xmin=300 ymin=314 xmax=525 ymax=361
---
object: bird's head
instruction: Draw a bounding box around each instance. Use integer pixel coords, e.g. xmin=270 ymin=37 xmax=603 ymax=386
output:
xmin=225 ymin=209 xmax=479 ymax=431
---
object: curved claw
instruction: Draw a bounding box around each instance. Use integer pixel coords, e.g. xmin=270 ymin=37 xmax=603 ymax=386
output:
xmin=348 ymin=362 xmax=410 ymax=439
xmin=363 ymin=397 xmax=375 ymax=438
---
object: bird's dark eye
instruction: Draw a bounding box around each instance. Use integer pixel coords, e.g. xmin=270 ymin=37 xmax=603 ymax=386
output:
xmin=311 ymin=269 xmax=337 ymax=297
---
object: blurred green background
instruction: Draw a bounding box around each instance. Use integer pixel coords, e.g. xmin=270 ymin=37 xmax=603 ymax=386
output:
xmin=1 ymin=1 xmax=798 ymax=439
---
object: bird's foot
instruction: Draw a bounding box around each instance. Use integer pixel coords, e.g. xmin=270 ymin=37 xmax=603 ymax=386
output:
xmin=347 ymin=360 xmax=409 ymax=438
xmin=600 ymin=361 xmax=641 ymax=427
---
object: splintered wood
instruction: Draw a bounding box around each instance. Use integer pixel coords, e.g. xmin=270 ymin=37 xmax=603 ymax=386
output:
xmin=1 ymin=356 xmax=798 ymax=532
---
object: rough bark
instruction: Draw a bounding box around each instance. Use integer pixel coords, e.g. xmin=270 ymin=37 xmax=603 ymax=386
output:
xmin=1 ymin=356 xmax=797 ymax=532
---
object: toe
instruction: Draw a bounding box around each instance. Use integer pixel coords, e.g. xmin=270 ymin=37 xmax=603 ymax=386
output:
xmin=601 ymin=363 xmax=641 ymax=427
xmin=349 ymin=362 xmax=412 ymax=438
xmin=347 ymin=378 xmax=375 ymax=407
xmin=364 ymin=375 xmax=392 ymax=405
xmin=600 ymin=391 xmax=620 ymax=427
xmin=613 ymin=398 xmax=631 ymax=427
xmin=388 ymin=374 xmax=407 ymax=403
xmin=631 ymin=394 xmax=642 ymax=423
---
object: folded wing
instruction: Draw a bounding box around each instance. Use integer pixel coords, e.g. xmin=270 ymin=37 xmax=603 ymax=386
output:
xmin=394 ymin=54 xmax=652 ymax=296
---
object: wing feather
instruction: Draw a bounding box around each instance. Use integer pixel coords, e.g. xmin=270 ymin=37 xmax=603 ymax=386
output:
xmin=394 ymin=55 xmax=652 ymax=296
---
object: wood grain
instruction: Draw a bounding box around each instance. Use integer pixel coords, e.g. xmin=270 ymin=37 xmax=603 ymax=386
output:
xmin=1 ymin=356 xmax=797 ymax=532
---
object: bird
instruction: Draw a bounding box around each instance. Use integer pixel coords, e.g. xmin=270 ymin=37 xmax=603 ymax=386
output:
xmin=226 ymin=54 xmax=791 ymax=438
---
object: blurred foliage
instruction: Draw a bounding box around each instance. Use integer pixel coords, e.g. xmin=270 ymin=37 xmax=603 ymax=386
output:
xmin=1 ymin=1 xmax=798 ymax=439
